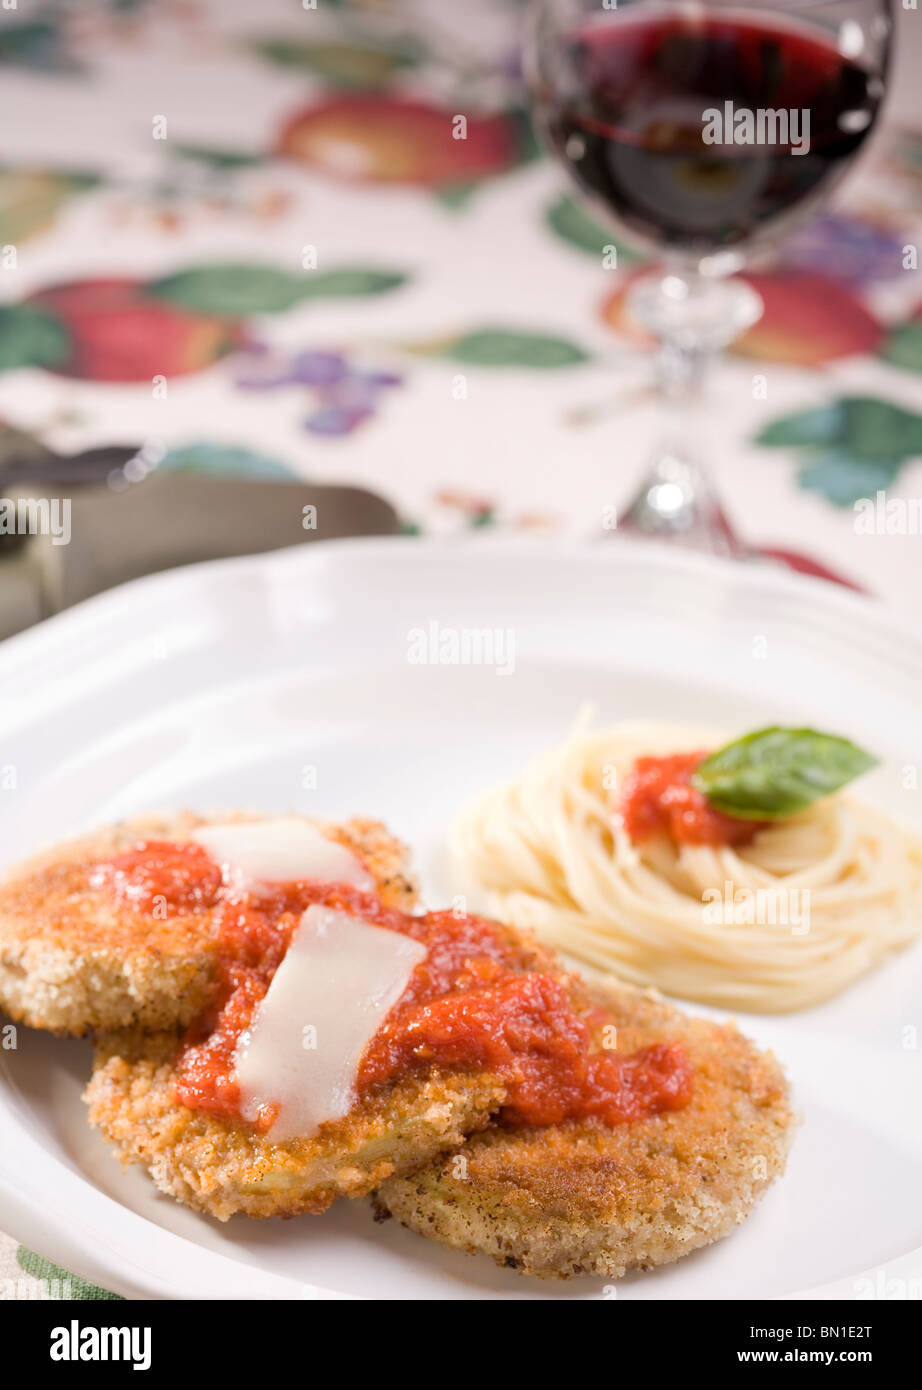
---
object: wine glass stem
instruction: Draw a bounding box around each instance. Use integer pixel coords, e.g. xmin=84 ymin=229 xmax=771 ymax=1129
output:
xmin=620 ymin=269 xmax=763 ymax=554
xmin=657 ymin=334 xmax=709 ymax=414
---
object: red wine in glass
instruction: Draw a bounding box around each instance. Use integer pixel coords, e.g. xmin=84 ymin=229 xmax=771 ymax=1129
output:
xmin=537 ymin=10 xmax=885 ymax=258
xmin=527 ymin=0 xmax=889 ymax=557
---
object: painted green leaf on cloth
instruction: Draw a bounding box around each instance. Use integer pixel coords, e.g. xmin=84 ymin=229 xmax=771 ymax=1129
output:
xmin=546 ymin=193 xmax=643 ymax=264
xmin=0 ymin=167 xmax=99 ymax=245
xmin=249 ymin=37 xmax=421 ymax=86
xmin=879 ymin=318 xmax=922 ymax=373
xmin=410 ymin=328 xmax=589 ymax=368
xmin=299 ymin=269 xmax=407 ymax=300
xmin=170 ymin=144 xmax=264 ymax=170
xmin=433 ymin=183 xmax=479 ymax=211
xmin=797 ymin=451 xmax=903 ymax=507
xmin=149 ymin=265 xmax=306 ymax=314
xmin=148 ymin=265 xmax=408 ymax=315
xmin=0 ymin=303 xmax=69 ymax=370
xmin=755 ymin=396 xmax=922 ymax=506
xmin=754 ymin=403 xmax=844 ymax=449
xmin=836 ymin=397 xmax=922 ymax=458
xmin=758 ymin=397 xmax=922 ymax=459
xmin=158 ymin=442 xmax=297 ymax=479
xmin=17 ymin=1246 xmax=122 ymax=1301
xmin=0 ymin=20 xmax=76 ymax=74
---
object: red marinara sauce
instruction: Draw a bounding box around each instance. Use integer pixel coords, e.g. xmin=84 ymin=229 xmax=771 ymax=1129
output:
xmin=94 ymin=840 xmax=693 ymax=1130
xmin=620 ymin=751 xmax=763 ymax=847
xmin=89 ymin=839 xmax=224 ymax=912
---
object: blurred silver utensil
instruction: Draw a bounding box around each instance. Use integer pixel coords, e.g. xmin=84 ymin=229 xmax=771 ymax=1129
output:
xmin=0 ymin=474 xmax=400 ymax=639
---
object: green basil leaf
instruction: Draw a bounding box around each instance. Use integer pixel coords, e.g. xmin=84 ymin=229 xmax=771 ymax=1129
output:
xmin=691 ymin=727 xmax=878 ymax=820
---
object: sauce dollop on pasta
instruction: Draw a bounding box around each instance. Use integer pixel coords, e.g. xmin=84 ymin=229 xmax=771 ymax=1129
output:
xmin=621 ymin=752 xmax=763 ymax=847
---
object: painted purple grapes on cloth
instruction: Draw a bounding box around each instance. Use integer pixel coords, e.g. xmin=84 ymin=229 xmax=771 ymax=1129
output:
xmin=235 ymin=344 xmax=403 ymax=436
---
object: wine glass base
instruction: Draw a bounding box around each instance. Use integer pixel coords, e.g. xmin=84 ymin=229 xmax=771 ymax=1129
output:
xmin=618 ymin=449 xmax=741 ymax=558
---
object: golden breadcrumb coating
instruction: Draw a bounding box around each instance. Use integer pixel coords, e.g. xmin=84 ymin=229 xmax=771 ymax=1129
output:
xmin=373 ymin=979 xmax=794 ymax=1279
xmin=85 ymin=1029 xmax=504 ymax=1219
xmin=0 ymin=812 xmax=416 ymax=1035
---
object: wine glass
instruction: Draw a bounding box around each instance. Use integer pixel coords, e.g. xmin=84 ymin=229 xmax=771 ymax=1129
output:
xmin=526 ymin=0 xmax=891 ymax=553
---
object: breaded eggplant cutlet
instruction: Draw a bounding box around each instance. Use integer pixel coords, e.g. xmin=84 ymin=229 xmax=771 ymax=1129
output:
xmin=0 ymin=812 xmax=415 ymax=1034
xmin=84 ymin=918 xmax=569 ymax=1221
xmin=375 ymin=979 xmax=794 ymax=1280
xmin=86 ymin=1029 xmax=506 ymax=1220
xmin=85 ymin=909 xmax=792 ymax=1239
xmin=12 ymin=811 xmax=793 ymax=1252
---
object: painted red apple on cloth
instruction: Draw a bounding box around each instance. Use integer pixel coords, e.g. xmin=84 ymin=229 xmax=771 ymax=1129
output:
xmin=600 ymin=269 xmax=883 ymax=366
xmin=274 ymin=94 xmax=523 ymax=187
xmin=23 ymin=277 xmax=245 ymax=382
xmin=7 ymin=263 xmax=407 ymax=383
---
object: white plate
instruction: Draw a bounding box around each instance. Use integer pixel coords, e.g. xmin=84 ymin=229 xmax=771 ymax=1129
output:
xmin=1 ymin=537 xmax=920 ymax=1301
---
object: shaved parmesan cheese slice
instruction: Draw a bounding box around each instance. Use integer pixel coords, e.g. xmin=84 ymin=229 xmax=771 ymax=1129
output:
xmin=189 ymin=818 xmax=374 ymax=891
xmin=235 ymin=905 xmax=427 ymax=1141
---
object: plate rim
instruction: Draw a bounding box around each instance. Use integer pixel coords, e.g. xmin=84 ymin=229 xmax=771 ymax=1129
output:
xmin=1 ymin=531 xmax=920 ymax=653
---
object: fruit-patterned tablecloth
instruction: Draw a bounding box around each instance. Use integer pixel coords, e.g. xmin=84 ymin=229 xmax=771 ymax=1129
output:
xmin=0 ymin=0 xmax=921 ymax=1299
